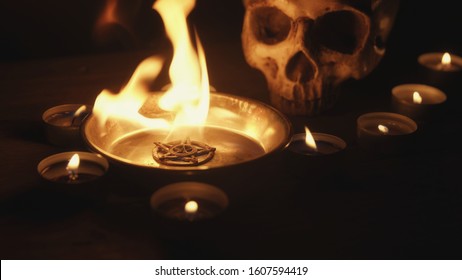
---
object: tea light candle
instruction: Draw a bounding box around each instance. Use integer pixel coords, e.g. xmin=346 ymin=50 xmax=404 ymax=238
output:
xmin=287 ymin=126 xmax=346 ymax=156
xmin=37 ymin=152 xmax=109 ymax=184
xmin=418 ymin=52 xmax=462 ymax=72
xmin=391 ymin=84 xmax=447 ymax=121
xmin=42 ymin=104 xmax=89 ymax=147
xmin=357 ymin=112 xmax=417 ymax=154
xmin=150 ymin=182 xmax=229 ymax=221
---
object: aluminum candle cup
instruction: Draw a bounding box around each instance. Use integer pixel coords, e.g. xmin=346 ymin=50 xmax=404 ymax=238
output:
xmin=42 ymin=104 xmax=89 ymax=147
xmin=357 ymin=112 xmax=418 ymax=154
xmin=391 ymin=84 xmax=447 ymax=121
xmin=288 ymin=133 xmax=346 ymax=156
xmin=150 ymin=182 xmax=229 ymax=221
xmin=37 ymin=152 xmax=109 ymax=197
xmin=285 ymin=132 xmax=347 ymax=180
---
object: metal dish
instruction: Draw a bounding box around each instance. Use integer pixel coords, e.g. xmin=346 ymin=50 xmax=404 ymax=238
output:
xmin=82 ymin=92 xmax=292 ymax=174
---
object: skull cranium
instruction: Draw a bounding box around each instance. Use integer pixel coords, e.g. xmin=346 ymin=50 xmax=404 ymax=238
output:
xmin=242 ymin=0 xmax=400 ymax=115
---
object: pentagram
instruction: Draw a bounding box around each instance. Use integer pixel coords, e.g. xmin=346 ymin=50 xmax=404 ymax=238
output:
xmin=152 ymin=138 xmax=216 ymax=166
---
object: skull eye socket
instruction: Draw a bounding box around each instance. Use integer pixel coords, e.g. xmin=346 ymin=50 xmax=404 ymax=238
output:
xmin=250 ymin=7 xmax=291 ymax=45
xmin=312 ymin=10 xmax=368 ymax=54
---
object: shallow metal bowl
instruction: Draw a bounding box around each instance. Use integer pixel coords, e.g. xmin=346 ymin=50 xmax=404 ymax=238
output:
xmin=82 ymin=92 xmax=292 ymax=173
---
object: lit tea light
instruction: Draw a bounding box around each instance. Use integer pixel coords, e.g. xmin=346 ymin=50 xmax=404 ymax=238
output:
xmin=418 ymin=52 xmax=462 ymax=72
xmin=391 ymin=84 xmax=447 ymax=121
xmin=150 ymin=182 xmax=228 ymax=221
xmin=357 ymin=112 xmax=417 ymax=154
xmin=42 ymin=104 xmax=89 ymax=147
xmin=38 ymin=152 xmax=108 ymax=184
xmin=287 ymin=126 xmax=347 ymax=156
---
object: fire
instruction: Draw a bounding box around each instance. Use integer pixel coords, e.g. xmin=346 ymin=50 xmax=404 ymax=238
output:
xmin=378 ymin=124 xmax=389 ymax=134
xmin=442 ymin=52 xmax=451 ymax=66
xmin=66 ymin=153 xmax=80 ymax=180
xmin=413 ymin=91 xmax=423 ymax=104
xmin=184 ymin=200 xmax=199 ymax=214
xmin=155 ymin=0 xmax=210 ymax=129
xmin=92 ymin=0 xmax=210 ymax=139
xmin=304 ymin=126 xmax=318 ymax=151
xmin=74 ymin=105 xmax=87 ymax=118
xmin=93 ymin=57 xmax=170 ymax=129
xmin=67 ymin=154 xmax=80 ymax=170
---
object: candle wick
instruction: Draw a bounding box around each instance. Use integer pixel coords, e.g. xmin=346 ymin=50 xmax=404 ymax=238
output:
xmin=185 ymin=213 xmax=196 ymax=222
xmin=437 ymin=62 xmax=451 ymax=71
xmin=68 ymin=170 xmax=78 ymax=181
xmin=71 ymin=113 xmax=88 ymax=126
xmin=71 ymin=116 xmax=78 ymax=126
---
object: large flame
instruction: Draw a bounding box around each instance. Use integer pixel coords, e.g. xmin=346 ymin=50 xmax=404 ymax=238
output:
xmin=93 ymin=56 xmax=169 ymax=129
xmin=155 ymin=0 xmax=210 ymax=128
xmin=92 ymin=0 xmax=210 ymax=138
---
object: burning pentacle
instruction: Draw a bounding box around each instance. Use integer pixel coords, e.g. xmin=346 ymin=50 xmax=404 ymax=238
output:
xmin=152 ymin=138 xmax=216 ymax=166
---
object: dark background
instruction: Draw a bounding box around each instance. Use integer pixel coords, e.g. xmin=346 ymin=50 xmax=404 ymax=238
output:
xmin=1 ymin=0 xmax=462 ymax=260
xmin=0 ymin=0 xmax=460 ymax=62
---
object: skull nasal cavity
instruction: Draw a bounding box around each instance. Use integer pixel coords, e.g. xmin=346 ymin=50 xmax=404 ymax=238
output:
xmin=286 ymin=52 xmax=316 ymax=83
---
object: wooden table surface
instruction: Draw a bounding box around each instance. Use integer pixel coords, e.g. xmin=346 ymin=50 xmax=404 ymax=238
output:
xmin=1 ymin=0 xmax=462 ymax=260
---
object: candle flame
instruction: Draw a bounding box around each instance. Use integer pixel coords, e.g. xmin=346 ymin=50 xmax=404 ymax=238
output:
xmin=66 ymin=154 xmax=80 ymax=180
xmin=67 ymin=154 xmax=80 ymax=170
xmin=378 ymin=124 xmax=389 ymax=134
xmin=413 ymin=91 xmax=423 ymax=104
xmin=304 ymin=126 xmax=318 ymax=151
xmin=442 ymin=52 xmax=451 ymax=66
xmin=73 ymin=105 xmax=87 ymax=118
xmin=184 ymin=200 xmax=199 ymax=214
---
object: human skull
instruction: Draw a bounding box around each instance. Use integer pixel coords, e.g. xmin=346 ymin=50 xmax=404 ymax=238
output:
xmin=242 ymin=0 xmax=400 ymax=115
